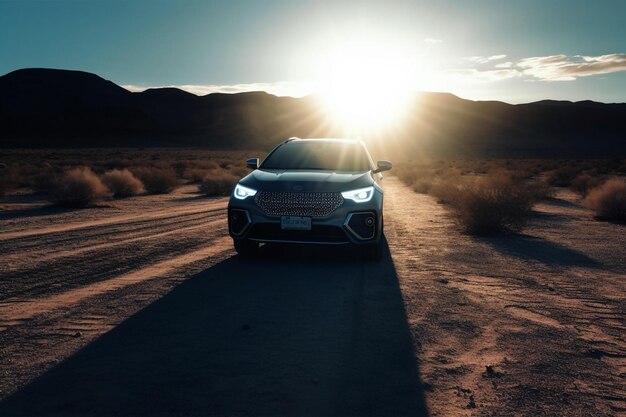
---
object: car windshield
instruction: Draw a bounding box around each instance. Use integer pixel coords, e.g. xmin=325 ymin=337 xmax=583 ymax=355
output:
xmin=260 ymin=142 xmax=371 ymax=172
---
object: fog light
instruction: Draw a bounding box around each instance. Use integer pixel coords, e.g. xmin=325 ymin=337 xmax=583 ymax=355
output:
xmin=229 ymin=209 xmax=251 ymax=236
xmin=345 ymin=212 xmax=376 ymax=240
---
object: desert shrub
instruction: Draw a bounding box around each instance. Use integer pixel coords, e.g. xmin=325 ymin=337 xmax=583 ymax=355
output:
xmin=50 ymin=167 xmax=110 ymax=207
xmin=429 ymin=170 xmax=464 ymax=204
xmin=132 ymin=167 xmax=178 ymax=194
xmin=197 ymin=161 xmax=220 ymax=170
xmin=0 ymin=174 xmax=7 ymax=197
xmin=171 ymin=161 xmax=187 ymax=178
xmin=183 ymin=168 xmax=210 ymax=183
xmin=229 ymin=166 xmax=250 ymax=178
xmin=525 ymin=179 xmax=554 ymax=201
xmin=570 ymin=173 xmax=606 ymax=197
xmin=0 ymin=163 xmax=12 ymax=196
xmin=29 ymin=167 xmax=59 ymax=193
xmin=412 ymin=179 xmax=433 ymax=194
xmin=447 ymin=173 xmax=538 ymax=234
xmin=102 ymin=169 xmax=144 ymax=198
xmin=584 ymin=178 xmax=626 ymax=222
xmin=199 ymin=170 xmax=238 ymax=196
xmin=546 ymin=165 xmax=581 ymax=187
xmin=430 ymin=179 xmax=460 ymax=204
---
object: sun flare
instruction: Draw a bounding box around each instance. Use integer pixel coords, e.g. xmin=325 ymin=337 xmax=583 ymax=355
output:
xmin=316 ymin=41 xmax=417 ymax=134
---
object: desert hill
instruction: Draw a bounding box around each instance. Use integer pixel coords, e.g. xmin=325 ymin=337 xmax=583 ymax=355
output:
xmin=1 ymin=68 xmax=624 ymax=157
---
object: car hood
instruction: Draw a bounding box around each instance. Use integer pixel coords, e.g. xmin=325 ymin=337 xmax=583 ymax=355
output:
xmin=239 ymin=169 xmax=373 ymax=192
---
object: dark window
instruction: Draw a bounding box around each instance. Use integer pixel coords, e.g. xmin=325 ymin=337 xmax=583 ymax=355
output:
xmin=261 ymin=142 xmax=371 ymax=171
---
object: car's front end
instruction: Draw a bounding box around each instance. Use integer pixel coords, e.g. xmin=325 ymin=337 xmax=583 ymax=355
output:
xmin=227 ymin=138 xmax=391 ymax=259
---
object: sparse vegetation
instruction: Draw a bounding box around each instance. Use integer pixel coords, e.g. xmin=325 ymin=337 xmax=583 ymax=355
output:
xmin=546 ymin=165 xmax=581 ymax=187
xmin=584 ymin=178 xmax=626 ymax=222
xmin=0 ymin=163 xmax=9 ymax=196
xmin=570 ymin=173 xmax=606 ymax=197
xmin=184 ymin=168 xmax=211 ymax=183
xmin=0 ymin=149 xmax=256 ymax=205
xmin=394 ymin=160 xmax=560 ymax=234
xmin=199 ymin=170 xmax=239 ymax=196
xmin=50 ymin=167 xmax=110 ymax=207
xmin=132 ymin=167 xmax=179 ymax=194
xmin=102 ymin=169 xmax=144 ymax=198
xmin=441 ymin=173 xmax=540 ymax=234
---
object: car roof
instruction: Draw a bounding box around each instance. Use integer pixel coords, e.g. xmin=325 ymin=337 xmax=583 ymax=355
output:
xmin=284 ymin=137 xmax=362 ymax=145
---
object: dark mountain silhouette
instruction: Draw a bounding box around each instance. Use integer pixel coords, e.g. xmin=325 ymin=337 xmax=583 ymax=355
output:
xmin=1 ymin=68 xmax=624 ymax=157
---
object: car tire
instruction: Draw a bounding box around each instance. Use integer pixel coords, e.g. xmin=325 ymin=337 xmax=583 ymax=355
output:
xmin=234 ymin=239 xmax=259 ymax=257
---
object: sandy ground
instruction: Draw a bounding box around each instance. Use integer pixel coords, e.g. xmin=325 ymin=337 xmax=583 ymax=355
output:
xmin=0 ymin=178 xmax=624 ymax=416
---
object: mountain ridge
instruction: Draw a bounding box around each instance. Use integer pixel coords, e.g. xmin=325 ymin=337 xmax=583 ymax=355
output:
xmin=1 ymin=68 xmax=625 ymax=157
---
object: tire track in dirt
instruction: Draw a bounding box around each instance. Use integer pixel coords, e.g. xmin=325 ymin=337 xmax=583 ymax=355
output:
xmin=0 ymin=198 xmax=229 ymax=300
xmin=0 ymin=236 xmax=232 ymax=330
xmin=0 ymin=205 xmax=225 ymax=255
xmin=0 ymin=191 xmax=233 ymax=398
xmin=2 ymin=213 xmax=225 ymax=271
xmin=0 ymin=199 xmax=226 ymax=240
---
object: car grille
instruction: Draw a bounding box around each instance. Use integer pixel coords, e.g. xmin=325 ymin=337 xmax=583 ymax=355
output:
xmin=255 ymin=191 xmax=344 ymax=217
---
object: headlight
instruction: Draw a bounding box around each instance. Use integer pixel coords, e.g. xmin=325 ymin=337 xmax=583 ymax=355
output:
xmin=233 ymin=183 xmax=257 ymax=200
xmin=341 ymin=186 xmax=374 ymax=203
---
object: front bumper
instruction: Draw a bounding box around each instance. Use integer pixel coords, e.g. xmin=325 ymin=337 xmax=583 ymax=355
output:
xmin=228 ymin=192 xmax=383 ymax=245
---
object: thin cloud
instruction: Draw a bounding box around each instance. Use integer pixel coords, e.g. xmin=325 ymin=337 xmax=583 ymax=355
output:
xmin=518 ymin=53 xmax=626 ymax=81
xmin=463 ymin=54 xmax=507 ymax=64
xmin=424 ymin=38 xmax=443 ymax=44
xmin=495 ymin=61 xmax=513 ymax=68
xmin=446 ymin=68 xmax=521 ymax=83
xmin=121 ymin=81 xmax=312 ymax=97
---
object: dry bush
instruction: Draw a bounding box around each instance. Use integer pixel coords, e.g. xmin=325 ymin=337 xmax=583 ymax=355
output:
xmin=570 ymin=173 xmax=606 ymax=197
xmin=229 ymin=166 xmax=250 ymax=178
xmin=0 ymin=175 xmax=7 ymax=197
xmin=429 ymin=171 xmax=464 ymax=204
xmin=412 ymin=179 xmax=433 ymax=194
xmin=30 ymin=168 xmax=59 ymax=194
xmin=430 ymin=179 xmax=461 ymax=204
xmin=102 ymin=169 xmax=144 ymax=198
xmin=546 ymin=165 xmax=581 ymax=187
xmin=199 ymin=170 xmax=238 ymax=196
xmin=0 ymin=164 xmax=32 ymax=194
xmin=183 ymin=168 xmax=210 ymax=183
xmin=50 ymin=167 xmax=110 ymax=207
xmin=448 ymin=173 xmax=538 ymax=234
xmin=132 ymin=167 xmax=178 ymax=194
xmin=525 ymin=179 xmax=554 ymax=201
xmin=584 ymin=178 xmax=626 ymax=222
xmin=171 ymin=161 xmax=187 ymax=178
xmin=0 ymin=164 xmax=12 ymax=196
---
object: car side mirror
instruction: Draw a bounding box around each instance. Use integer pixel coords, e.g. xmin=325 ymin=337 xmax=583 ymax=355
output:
xmin=246 ymin=158 xmax=259 ymax=170
xmin=373 ymin=160 xmax=392 ymax=173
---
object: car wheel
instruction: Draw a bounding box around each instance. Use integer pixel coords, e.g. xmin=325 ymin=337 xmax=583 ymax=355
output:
xmin=234 ymin=239 xmax=259 ymax=257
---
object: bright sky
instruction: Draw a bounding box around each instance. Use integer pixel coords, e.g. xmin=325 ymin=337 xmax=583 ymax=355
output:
xmin=1 ymin=0 xmax=625 ymax=104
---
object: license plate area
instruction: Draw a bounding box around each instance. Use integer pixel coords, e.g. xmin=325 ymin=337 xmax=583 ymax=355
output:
xmin=281 ymin=216 xmax=312 ymax=231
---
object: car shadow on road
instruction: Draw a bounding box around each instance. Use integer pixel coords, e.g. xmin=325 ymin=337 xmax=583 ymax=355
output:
xmin=0 ymin=239 xmax=429 ymax=417
xmin=479 ymin=234 xmax=602 ymax=268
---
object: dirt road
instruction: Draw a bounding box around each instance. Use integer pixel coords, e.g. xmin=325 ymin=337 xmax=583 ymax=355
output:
xmin=0 ymin=178 xmax=624 ymax=416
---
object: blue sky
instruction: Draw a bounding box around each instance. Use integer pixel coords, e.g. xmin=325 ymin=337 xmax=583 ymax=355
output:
xmin=1 ymin=0 xmax=625 ymax=103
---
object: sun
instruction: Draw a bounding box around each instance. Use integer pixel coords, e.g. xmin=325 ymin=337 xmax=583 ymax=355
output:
xmin=316 ymin=41 xmax=417 ymax=135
